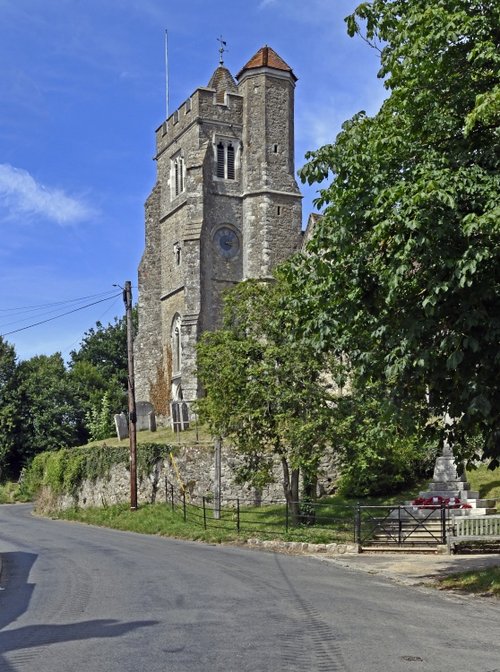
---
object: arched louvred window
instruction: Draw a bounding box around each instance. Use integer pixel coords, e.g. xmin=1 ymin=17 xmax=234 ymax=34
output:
xmin=217 ymin=142 xmax=225 ymax=178
xmin=227 ymin=143 xmax=235 ymax=180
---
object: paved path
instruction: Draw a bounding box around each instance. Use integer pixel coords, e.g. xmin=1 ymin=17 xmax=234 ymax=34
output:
xmin=1 ymin=504 xmax=499 ymax=672
xmin=319 ymin=551 xmax=500 ymax=588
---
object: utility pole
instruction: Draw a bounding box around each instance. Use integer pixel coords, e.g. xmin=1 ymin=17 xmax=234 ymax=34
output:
xmin=123 ymin=281 xmax=138 ymax=510
xmin=214 ymin=437 xmax=222 ymax=520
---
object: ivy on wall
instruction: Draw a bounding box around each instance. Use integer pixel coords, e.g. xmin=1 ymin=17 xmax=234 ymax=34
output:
xmin=19 ymin=442 xmax=175 ymax=499
xmin=149 ymin=345 xmax=172 ymax=416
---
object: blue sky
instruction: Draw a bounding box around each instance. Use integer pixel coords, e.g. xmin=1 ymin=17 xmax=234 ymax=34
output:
xmin=0 ymin=0 xmax=386 ymax=362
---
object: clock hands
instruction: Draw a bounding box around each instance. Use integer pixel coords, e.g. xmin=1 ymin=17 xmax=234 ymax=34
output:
xmin=215 ymin=227 xmax=239 ymax=257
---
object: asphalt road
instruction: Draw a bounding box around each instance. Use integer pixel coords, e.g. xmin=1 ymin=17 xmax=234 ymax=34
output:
xmin=0 ymin=504 xmax=499 ymax=672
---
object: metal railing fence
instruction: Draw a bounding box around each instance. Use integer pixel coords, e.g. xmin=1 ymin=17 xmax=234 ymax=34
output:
xmin=162 ymin=478 xmax=464 ymax=546
xmin=163 ymin=478 xmax=355 ymax=541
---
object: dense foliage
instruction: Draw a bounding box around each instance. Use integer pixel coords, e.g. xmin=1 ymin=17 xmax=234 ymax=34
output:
xmin=69 ymin=311 xmax=135 ymax=392
xmin=0 ymin=313 xmax=131 ymax=480
xmin=197 ymin=279 xmax=333 ymax=522
xmin=331 ymin=379 xmax=438 ymax=496
xmin=286 ymin=0 xmax=499 ymax=464
xmin=68 ymin=311 xmax=136 ymax=431
xmin=13 ymin=354 xmax=81 ymax=470
xmin=0 ymin=337 xmax=19 ymax=479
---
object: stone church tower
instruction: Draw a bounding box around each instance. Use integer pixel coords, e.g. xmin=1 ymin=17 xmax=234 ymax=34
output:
xmin=134 ymin=46 xmax=303 ymax=417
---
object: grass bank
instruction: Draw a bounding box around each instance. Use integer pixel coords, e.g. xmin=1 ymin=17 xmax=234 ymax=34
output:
xmin=83 ymin=424 xmax=212 ymax=449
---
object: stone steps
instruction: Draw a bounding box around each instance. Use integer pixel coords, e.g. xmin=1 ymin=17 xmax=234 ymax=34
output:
xmin=371 ymin=528 xmax=443 ymax=540
xmin=365 ymin=519 xmax=444 ymax=546
xmin=421 ymin=490 xmax=479 ymax=499
xmin=362 ymin=545 xmax=445 ymax=553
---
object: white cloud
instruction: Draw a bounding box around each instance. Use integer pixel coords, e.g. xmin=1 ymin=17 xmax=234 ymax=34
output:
xmin=0 ymin=164 xmax=95 ymax=225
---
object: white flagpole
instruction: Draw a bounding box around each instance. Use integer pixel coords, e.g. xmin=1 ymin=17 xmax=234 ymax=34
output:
xmin=165 ymin=29 xmax=169 ymax=119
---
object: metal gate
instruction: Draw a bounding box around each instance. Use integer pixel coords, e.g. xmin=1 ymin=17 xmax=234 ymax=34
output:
xmin=355 ymin=504 xmax=448 ymax=548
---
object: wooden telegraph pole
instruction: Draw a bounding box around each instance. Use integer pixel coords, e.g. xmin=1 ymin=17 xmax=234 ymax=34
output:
xmin=123 ymin=281 xmax=138 ymax=510
xmin=214 ymin=437 xmax=222 ymax=520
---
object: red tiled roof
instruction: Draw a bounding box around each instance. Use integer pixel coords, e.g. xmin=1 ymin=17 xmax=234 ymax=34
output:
xmin=236 ymin=46 xmax=297 ymax=81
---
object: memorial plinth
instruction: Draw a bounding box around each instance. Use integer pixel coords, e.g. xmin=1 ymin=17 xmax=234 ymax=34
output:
xmin=413 ymin=445 xmax=496 ymax=516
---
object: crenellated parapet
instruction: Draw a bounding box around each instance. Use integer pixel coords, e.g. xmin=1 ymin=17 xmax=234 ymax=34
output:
xmin=155 ymin=89 xmax=243 ymax=158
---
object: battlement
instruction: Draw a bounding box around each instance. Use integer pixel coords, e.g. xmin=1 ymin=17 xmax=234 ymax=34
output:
xmin=155 ymin=88 xmax=243 ymax=157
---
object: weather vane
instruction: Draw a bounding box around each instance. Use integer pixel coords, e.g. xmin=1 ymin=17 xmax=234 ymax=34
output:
xmin=217 ymin=36 xmax=228 ymax=65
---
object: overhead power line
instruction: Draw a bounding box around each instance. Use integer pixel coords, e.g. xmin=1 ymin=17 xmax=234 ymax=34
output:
xmin=0 ymin=293 xmax=123 ymax=338
xmin=0 ymin=289 xmax=120 ymax=314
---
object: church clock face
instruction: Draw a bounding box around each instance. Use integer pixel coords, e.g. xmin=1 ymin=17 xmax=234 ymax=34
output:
xmin=214 ymin=226 xmax=240 ymax=259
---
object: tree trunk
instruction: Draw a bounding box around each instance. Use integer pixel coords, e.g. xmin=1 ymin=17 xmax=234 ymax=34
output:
xmin=281 ymin=457 xmax=300 ymax=525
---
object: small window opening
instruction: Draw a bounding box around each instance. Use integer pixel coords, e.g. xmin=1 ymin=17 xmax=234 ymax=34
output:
xmin=173 ymin=326 xmax=181 ymax=372
xmin=227 ymin=144 xmax=235 ymax=180
xmin=175 ymin=161 xmax=180 ymax=195
xmin=217 ymin=143 xmax=225 ymax=178
xmin=179 ymin=158 xmax=184 ymax=193
xmin=172 ymin=155 xmax=185 ymax=198
xmin=215 ymin=141 xmax=237 ymax=180
xmin=172 ymin=315 xmax=182 ymax=374
xmin=175 ymin=244 xmax=181 ymax=265
xmin=277 ymin=206 xmax=281 ymax=216
xmin=273 ymin=144 xmax=279 ymax=153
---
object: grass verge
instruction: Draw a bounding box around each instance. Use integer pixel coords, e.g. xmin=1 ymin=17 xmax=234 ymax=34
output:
xmin=435 ymin=567 xmax=500 ymax=596
xmin=468 ymin=465 xmax=500 ymax=506
xmin=52 ymin=499 xmax=356 ymax=545
xmin=54 ymin=503 xmax=243 ymax=544
xmin=0 ymin=481 xmax=30 ymax=503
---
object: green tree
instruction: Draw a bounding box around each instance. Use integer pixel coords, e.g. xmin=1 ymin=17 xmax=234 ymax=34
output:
xmin=0 ymin=337 xmax=20 ymax=479
xmin=68 ymin=360 xmax=124 ymax=444
xmin=288 ymin=0 xmax=500 ymax=464
xmin=330 ymin=378 xmax=438 ymax=497
xmin=196 ymin=279 xmax=332 ymax=523
xmin=70 ymin=311 xmax=136 ymax=391
xmin=12 ymin=354 xmax=80 ymax=472
xmin=69 ymin=311 xmax=135 ymax=441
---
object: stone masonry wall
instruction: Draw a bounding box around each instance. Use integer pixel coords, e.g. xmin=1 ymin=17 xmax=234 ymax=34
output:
xmin=135 ymin=184 xmax=163 ymax=402
xmin=55 ymin=443 xmax=340 ymax=511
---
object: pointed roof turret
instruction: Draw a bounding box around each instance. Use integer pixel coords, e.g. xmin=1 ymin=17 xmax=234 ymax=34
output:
xmin=207 ymin=65 xmax=238 ymax=103
xmin=236 ymin=45 xmax=297 ymax=81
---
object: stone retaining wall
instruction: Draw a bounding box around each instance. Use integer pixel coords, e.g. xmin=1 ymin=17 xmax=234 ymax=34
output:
xmin=54 ymin=442 xmax=339 ymax=511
